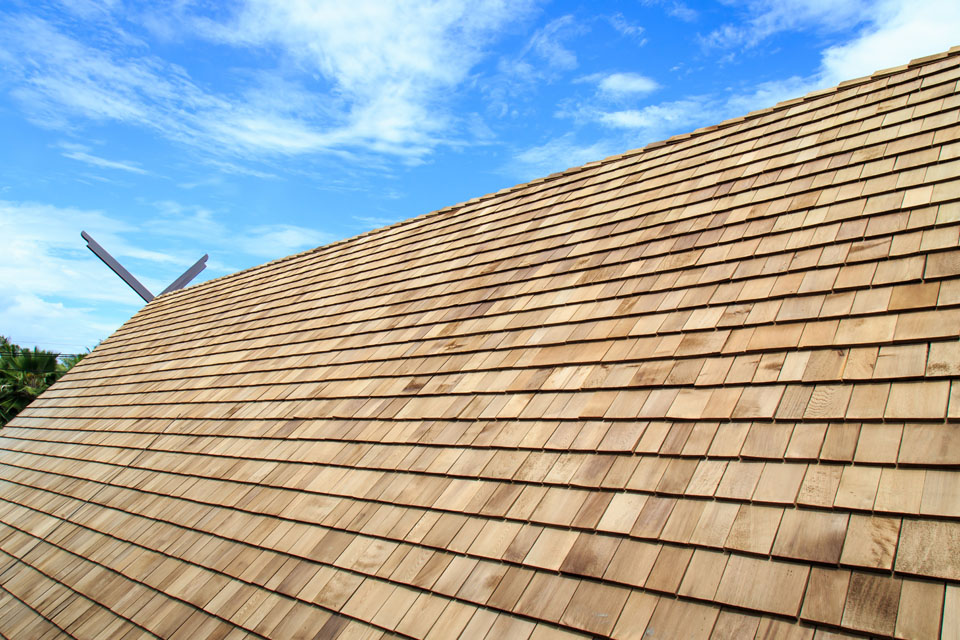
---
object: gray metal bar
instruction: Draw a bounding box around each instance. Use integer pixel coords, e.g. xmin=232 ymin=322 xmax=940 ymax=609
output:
xmin=81 ymin=231 xmax=155 ymax=303
xmin=159 ymin=254 xmax=208 ymax=295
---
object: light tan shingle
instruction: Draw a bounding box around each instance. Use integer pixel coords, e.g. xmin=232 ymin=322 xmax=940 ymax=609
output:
xmin=4 ymin=46 xmax=960 ymax=640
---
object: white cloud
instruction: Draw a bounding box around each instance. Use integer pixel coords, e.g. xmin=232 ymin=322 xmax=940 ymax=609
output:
xmin=701 ymin=0 xmax=871 ymax=49
xmin=597 ymin=110 xmax=654 ymax=128
xmin=0 ymin=200 xmax=153 ymax=352
xmin=191 ymin=0 xmax=537 ymax=157
xmin=667 ymin=2 xmax=698 ymax=22
xmin=0 ymin=198 xmax=339 ymax=351
xmin=60 ymin=144 xmax=149 ymax=174
xmin=641 ymin=0 xmax=698 ymax=23
xmin=818 ymin=0 xmax=960 ymax=85
xmin=0 ymin=2 xmax=538 ymax=162
xmin=495 ymin=13 xmax=583 ymax=90
xmin=594 ymin=72 xmax=660 ymax=97
xmin=483 ymin=13 xmax=586 ymax=119
xmin=55 ymin=0 xmax=122 ymax=19
xmin=235 ymin=225 xmax=336 ymax=258
xmin=725 ymin=75 xmax=818 ymax=112
xmin=596 ymin=101 xmax=701 ymax=130
xmin=354 ymin=215 xmax=402 ymax=230
xmin=0 ymin=15 xmax=225 ymax=137
xmin=553 ymin=0 xmax=960 ymax=175
xmin=699 ymin=0 xmax=960 ymax=90
xmin=557 ymin=97 xmax=715 ymax=145
xmin=203 ymin=160 xmax=279 ymax=181
xmin=509 ymin=134 xmax=620 ymax=180
xmin=141 ymin=200 xmax=337 ymax=260
xmin=0 ymin=293 xmax=118 ymax=354
xmin=700 ymin=0 xmax=960 ymax=74
xmin=0 ymin=200 xmax=176 ymax=299
xmin=542 ymin=74 xmax=832 ymax=184
xmin=522 ymin=15 xmax=581 ymax=70
xmin=608 ymin=13 xmax=645 ymax=39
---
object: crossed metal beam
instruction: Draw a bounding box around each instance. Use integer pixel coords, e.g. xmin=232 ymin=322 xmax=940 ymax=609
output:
xmin=81 ymin=231 xmax=208 ymax=303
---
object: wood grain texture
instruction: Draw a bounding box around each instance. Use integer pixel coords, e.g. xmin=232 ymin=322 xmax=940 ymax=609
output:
xmin=4 ymin=46 xmax=960 ymax=639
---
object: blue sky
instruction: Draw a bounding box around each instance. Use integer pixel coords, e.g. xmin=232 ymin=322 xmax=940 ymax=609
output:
xmin=1 ymin=0 xmax=958 ymax=354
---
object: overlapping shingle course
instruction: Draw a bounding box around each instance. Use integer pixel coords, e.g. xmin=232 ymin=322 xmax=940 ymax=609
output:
xmin=2 ymin=46 xmax=960 ymax=638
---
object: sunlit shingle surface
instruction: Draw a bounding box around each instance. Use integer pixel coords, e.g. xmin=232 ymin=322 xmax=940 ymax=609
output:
xmin=2 ymin=46 xmax=960 ymax=639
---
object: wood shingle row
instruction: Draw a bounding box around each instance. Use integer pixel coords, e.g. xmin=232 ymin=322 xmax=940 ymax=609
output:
xmin=3 ymin=46 xmax=960 ymax=638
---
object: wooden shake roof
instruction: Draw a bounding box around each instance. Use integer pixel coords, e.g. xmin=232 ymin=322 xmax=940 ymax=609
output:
xmin=3 ymin=46 xmax=960 ymax=639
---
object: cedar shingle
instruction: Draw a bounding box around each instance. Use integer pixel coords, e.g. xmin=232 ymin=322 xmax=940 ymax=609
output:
xmin=5 ymin=47 xmax=960 ymax=640
xmin=715 ymin=555 xmax=809 ymax=616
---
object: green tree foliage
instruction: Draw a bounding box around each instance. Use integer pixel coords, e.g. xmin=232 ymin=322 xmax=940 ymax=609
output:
xmin=0 ymin=336 xmax=87 ymax=427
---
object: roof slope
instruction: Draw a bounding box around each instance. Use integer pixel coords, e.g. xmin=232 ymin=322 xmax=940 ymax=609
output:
xmin=3 ymin=47 xmax=960 ymax=639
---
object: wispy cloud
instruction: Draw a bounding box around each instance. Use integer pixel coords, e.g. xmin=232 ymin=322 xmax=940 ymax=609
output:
xmin=529 ymin=70 xmax=837 ymax=182
xmin=0 ymin=14 xmax=226 ymax=140
xmin=190 ymin=0 xmax=538 ymax=158
xmin=700 ymin=0 xmax=960 ymax=88
xmin=0 ymin=292 xmax=116 ymax=354
xmin=56 ymin=0 xmax=124 ymax=20
xmin=641 ymin=0 xmax=698 ymax=23
xmin=203 ymin=159 xmax=279 ymax=181
xmin=483 ymin=12 xmax=587 ymax=119
xmin=551 ymin=96 xmax=714 ymax=161
xmin=142 ymin=200 xmax=337 ymax=260
xmin=59 ymin=143 xmax=149 ymax=174
xmin=0 ymin=199 xmax=166 ymax=350
xmin=0 ymin=2 xmax=539 ymax=163
xmin=582 ymin=72 xmax=660 ymax=97
xmin=496 ymin=13 xmax=583 ymax=85
xmin=700 ymin=0 xmax=871 ymax=50
xmin=666 ymin=2 xmax=698 ymax=22
xmin=555 ymin=69 xmax=676 ymax=144
xmin=353 ymin=215 xmax=402 ymax=230
xmin=0 ymin=194 xmax=207 ymax=350
xmin=522 ymin=0 xmax=960 ymax=185
xmin=508 ymin=134 xmax=620 ymax=180
xmin=236 ymin=225 xmax=336 ymax=258
xmin=0 ymin=197 xmax=340 ymax=349
xmin=595 ymin=99 xmax=705 ymax=130
xmin=817 ymin=0 xmax=960 ymax=85
xmin=607 ymin=13 xmax=646 ymax=40
xmin=523 ymin=15 xmax=581 ymax=70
